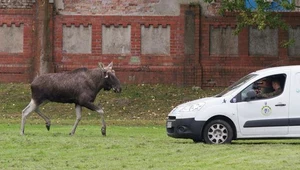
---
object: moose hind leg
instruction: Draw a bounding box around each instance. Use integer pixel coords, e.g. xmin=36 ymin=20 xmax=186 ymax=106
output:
xmin=21 ymin=99 xmax=37 ymax=135
xmin=69 ymin=105 xmax=82 ymax=135
xmin=36 ymin=109 xmax=51 ymax=131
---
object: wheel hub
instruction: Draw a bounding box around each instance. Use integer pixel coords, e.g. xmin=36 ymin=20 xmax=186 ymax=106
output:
xmin=208 ymin=124 xmax=228 ymax=144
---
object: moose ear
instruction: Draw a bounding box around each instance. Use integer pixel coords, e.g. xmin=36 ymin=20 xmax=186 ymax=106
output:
xmin=98 ymin=62 xmax=104 ymax=69
xmin=104 ymin=62 xmax=113 ymax=71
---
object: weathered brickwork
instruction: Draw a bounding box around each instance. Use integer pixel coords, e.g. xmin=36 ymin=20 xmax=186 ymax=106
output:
xmin=200 ymin=13 xmax=300 ymax=87
xmin=53 ymin=5 xmax=196 ymax=85
xmin=63 ymin=0 xmax=160 ymax=15
xmin=0 ymin=0 xmax=35 ymax=9
xmin=2 ymin=1 xmax=300 ymax=87
xmin=0 ymin=8 xmax=35 ymax=82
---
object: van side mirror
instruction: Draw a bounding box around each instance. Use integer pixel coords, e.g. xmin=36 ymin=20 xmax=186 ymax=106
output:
xmin=246 ymin=90 xmax=256 ymax=101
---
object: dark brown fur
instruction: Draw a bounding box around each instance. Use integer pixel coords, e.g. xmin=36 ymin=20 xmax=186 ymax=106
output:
xmin=31 ymin=67 xmax=121 ymax=107
xmin=20 ymin=63 xmax=121 ymax=136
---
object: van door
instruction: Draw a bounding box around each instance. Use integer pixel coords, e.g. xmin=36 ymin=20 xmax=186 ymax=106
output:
xmin=236 ymin=72 xmax=290 ymax=137
xmin=288 ymin=72 xmax=300 ymax=135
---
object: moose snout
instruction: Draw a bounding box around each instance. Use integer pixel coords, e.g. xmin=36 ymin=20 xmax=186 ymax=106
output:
xmin=113 ymin=87 xmax=122 ymax=93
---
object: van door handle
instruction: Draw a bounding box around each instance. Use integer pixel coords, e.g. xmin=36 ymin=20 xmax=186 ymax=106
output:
xmin=275 ymin=104 xmax=286 ymax=106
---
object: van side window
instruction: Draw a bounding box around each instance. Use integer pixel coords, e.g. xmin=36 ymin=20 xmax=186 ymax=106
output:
xmin=240 ymin=74 xmax=286 ymax=102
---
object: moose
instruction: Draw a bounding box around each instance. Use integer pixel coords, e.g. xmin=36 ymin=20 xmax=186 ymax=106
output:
xmin=20 ymin=62 xmax=121 ymax=136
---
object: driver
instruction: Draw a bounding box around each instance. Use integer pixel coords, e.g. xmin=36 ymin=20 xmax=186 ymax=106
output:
xmin=257 ymin=79 xmax=282 ymax=98
xmin=256 ymin=78 xmax=273 ymax=95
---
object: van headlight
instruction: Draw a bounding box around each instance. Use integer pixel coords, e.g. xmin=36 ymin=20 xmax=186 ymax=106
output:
xmin=179 ymin=103 xmax=205 ymax=112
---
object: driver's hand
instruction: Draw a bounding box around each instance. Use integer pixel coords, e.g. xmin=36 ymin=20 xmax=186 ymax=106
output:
xmin=255 ymin=89 xmax=261 ymax=94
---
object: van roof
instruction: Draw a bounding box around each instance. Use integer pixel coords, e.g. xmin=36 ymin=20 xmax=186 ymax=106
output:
xmin=253 ymin=65 xmax=300 ymax=74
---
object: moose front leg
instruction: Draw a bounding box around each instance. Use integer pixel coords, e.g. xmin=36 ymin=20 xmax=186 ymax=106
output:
xmin=97 ymin=108 xmax=106 ymax=136
xmin=82 ymin=102 xmax=106 ymax=136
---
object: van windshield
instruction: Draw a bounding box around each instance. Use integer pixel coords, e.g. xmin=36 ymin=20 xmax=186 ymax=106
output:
xmin=216 ymin=74 xmax=257 ymax=97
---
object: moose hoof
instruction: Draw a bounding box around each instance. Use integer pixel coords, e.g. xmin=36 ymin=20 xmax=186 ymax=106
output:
xmin=46 ymin=124 xmax=51 ymax=131
xmin=101 ymin=127 xmax=106 ymax=136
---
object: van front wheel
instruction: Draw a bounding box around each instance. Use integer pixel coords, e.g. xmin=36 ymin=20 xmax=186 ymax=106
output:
xmin=203 ymin=119 xmax=233 ymax=144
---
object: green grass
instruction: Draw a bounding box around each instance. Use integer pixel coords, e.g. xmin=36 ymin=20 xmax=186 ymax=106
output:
xmin=2 ymin=83 xmax=300 ymax=169
xmin=1 ymin=124 xmax=300 ymax=170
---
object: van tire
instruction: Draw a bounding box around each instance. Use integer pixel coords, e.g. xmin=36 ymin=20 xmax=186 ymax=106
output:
xmin=203 ymin=119 xmax=233 ymax=144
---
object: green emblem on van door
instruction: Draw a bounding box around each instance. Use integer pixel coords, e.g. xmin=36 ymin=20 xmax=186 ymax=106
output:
xmin=261 ymin=106 xmax=272 ymax=116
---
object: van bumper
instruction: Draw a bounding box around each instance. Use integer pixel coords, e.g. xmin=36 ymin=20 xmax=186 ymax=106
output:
xmin=166 ymin=117 xmax=206 ymax=141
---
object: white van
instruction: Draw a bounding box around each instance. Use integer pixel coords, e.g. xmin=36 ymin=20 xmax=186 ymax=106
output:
xmin=166 ymin=65 xmax=300 ymax=144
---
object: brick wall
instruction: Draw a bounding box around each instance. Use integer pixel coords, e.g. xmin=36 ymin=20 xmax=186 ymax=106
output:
xmin=53 ymin=5 xmax=201 ymax=86
xmin=0 ymin=1 xmax=54 ymax=83
xmin=0 ymin=8 xmax=35 ymax=82
xmin=63 ymin=0 xmax=160 ymax=15
xmin=0 ymin=0 xmax=34 ymax=9
xmin=2 ymin=1 xmax=300 ymax=87
xmin=200 ymin=12 xmax=300 ymax=87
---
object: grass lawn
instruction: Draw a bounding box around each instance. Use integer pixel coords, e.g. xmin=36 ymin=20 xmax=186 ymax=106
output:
xmin=1 ymin=124 xmax=300 ymax=170
xmin=1 ymin=83 xmax=300 ymax=169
